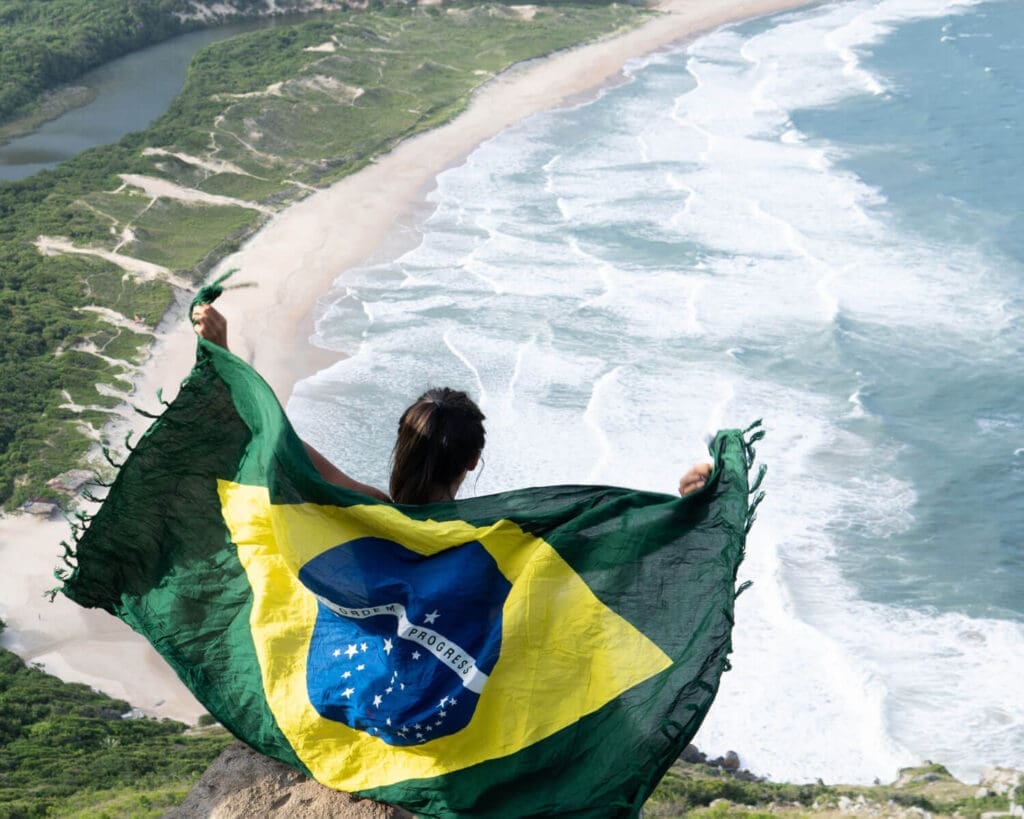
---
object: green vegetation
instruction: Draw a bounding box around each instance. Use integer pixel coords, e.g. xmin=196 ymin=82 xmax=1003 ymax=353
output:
xmin=0 ymin=2 xmax=646 ymax=510
xmin=644 ymin=760 xmax=1011 ymax=818
xmin=0 ymin=0 xmax=189 ymax=130
xmin=0 ymin=621 xmax=233 ymax=818
xmin=0 ymin=0 xmax=323 ymax=132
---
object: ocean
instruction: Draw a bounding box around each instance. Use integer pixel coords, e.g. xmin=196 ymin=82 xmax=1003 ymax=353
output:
xmin=288 ymin=0 xmax=1024 ymax=784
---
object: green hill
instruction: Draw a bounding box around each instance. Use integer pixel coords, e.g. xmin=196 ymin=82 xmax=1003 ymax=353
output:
xmin=0 ymin=2 xmax=645 ymax=511
xmin=0 ymin=619 xmax=232 ymax=818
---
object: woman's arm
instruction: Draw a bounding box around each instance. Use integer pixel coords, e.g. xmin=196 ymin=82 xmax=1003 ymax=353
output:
xmin=303 ymin=442 xmax=390 ymax=502
xmin=193 ymin=304 xmax=390 ymax=502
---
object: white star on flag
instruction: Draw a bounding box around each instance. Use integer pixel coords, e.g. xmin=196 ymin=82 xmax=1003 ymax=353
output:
xmin=341 ymin=671 xmax=351 ymax=679
xmin=360 ymin=642 xmax=368 ymax=652
xmin=356 ymin=664 xmax=365 ymax=671
xmin=373 ymin=694 xmax=383 ymax=708
xmin=342 ymin=688 xmax=355 ymax=699
xmin=332 ymin=648 xmax=341 ymax=658
xmin=383 ymin=638 xmax=393 ymax=655
xmin=411 ymin=651 xmax=421 ymax=660
xmin=344 ymin=644 xmax=358 ymax=659
xmin=424 ymin=610 xmax=440 ymax=624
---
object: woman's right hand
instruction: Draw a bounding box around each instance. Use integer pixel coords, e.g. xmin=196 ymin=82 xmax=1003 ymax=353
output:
xmin=192 ymin=304 xmax=229 ymax=350
xmin=678 ymin=463 xmax=712 ymax=496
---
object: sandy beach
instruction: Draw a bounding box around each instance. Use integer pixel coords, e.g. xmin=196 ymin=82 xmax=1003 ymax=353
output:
xmin=0 ymin=0 xmax=811 ymax=723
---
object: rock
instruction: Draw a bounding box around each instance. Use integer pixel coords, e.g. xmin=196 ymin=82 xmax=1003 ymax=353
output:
xmin=893 ymin=764 xmax=954 ymax=789
xmin=838 ymin=795 xmax=855 ymax=812
xmin=680 ymin=743 xmax=707 ymax=764
xmin=709 ymin=798 xmax=731 ymax=810
xmin=708 ymin=750 xmax=741 ymax=770
xmin=979 ymin=768 xmax=1022 ymax=797
xmin=22 ymin=500 xmax=59 ymax=517
xmin=166 ymin=742 xmax=413 ymax=818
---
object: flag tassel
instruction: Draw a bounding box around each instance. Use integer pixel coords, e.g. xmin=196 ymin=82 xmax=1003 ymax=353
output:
xmin=748 ymin=463 xmax=768 ymax=495
xmin=100 ymin=446 xmax=123 ymax=469
xmin=132 ymin=404 xmax=162 ymax=420
xmin=735 ymin=579 xmax=753 ymax=599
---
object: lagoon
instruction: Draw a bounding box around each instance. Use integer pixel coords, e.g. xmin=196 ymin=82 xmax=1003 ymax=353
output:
xmin=0 ymin=17 xmax=305 ymax=183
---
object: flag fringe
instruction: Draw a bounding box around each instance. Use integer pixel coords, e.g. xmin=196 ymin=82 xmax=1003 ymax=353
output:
xmin=749 ymin=463 xmax=767 ymax=495
xmin=132 ymin=404 xmax=162 ymax=420
xmin=735 ymin=579 xmax=753 ymax=599
xmin=190 ymin=267 xmax=237 ymax=317
xmin=633 ymin=415 xmax=767 ymax=817
xmin=50 ymin=269 xmax=244 ymax=602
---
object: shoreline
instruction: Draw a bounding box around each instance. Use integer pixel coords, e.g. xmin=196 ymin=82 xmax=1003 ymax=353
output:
xmin=0 ymin=0 xmax=811 ymax=726
xmin=0 ymin=85 xmax=98 ymax=147
xmin=190 ymin=0 xmax=816 ymax=403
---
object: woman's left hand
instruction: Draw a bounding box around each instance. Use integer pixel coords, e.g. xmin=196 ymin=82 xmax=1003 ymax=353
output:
xmin=192 ymin=304 xmax=229 ymax=350
xmin=678 ymin=463 xmax=712 ymax=496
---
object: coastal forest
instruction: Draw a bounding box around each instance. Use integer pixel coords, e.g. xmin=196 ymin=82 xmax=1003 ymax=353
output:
xmin=0 ymin=618 xmax=234 ymax=817
xmin=0 ymin=1 xmax=643 ymax=510
xmin=0 ymin=0 xmax=331 ymax=129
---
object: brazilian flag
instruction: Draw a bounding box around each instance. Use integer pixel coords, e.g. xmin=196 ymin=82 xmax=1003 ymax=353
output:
xmin=60 ymin=316 xmax=765 ymax=817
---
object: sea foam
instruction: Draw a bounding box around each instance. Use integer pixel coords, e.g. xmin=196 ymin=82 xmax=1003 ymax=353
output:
xmin=291 ymin=0 xmax=1024 ymax=783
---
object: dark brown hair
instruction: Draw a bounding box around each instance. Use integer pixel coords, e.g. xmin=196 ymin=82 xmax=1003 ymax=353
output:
xmin=389 ymin=388 xmax=485 ymax=504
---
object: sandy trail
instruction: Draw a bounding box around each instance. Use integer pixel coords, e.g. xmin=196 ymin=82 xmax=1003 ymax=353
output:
xmin=119 ymin=173 xmax=274 ymax=213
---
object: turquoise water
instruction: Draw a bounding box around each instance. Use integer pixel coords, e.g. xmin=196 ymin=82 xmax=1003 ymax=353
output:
xmin=291 ymin=0 xmax=1023 ymax=783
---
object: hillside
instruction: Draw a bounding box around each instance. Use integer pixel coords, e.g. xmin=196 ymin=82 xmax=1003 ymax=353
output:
xmin=0 ymin=618 xmax=233 ymax=818
xmin=0 ymin=2 xmax=645 ymax=511
xmin=0 ymin=0 xmax=347 ymax=137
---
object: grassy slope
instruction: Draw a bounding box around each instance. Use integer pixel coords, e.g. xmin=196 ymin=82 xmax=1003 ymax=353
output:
xmin=0 ymin=2 xmax=646 ymax=510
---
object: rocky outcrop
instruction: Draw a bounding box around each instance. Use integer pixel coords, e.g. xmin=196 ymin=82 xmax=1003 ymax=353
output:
xmin=166 ymin=742 xmax=413 ymax=818
xmin=977 ymin=767 xmax=1023 ymax=818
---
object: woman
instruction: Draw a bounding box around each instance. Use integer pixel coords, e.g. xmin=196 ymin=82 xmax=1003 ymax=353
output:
xmin=192 ymin=304 xmax=710 ymax=502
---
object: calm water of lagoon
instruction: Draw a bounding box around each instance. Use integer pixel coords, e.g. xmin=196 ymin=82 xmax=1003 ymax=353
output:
xmin=0 ymin=17 xmax=303 ymax=182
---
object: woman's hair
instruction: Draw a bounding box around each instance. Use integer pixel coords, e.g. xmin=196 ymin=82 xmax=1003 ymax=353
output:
xmin=389 ymin=387 xmax=485 ymax=504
